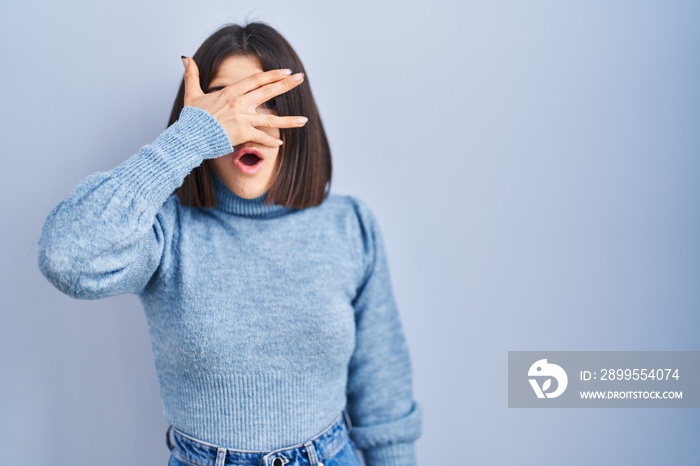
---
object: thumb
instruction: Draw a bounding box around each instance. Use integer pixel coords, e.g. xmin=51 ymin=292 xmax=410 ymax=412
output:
xmin=181 ymin=55 xmax=203 ymax=104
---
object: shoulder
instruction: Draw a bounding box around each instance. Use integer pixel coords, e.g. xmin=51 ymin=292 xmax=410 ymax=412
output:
xmin=319 ymin=194 xmax=385 ymax=270
xmin=156 ymin=193 xmax=183 ymax=219
xmin=315 ymin=194 xmax=383 ymax=245
xmin=159 ymin=192 xmax=208 ymax=219
xmin=320 ymin=193 xmax=379 ymax=228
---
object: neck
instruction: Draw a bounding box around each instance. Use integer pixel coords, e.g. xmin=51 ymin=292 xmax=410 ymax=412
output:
xmin=211 ymin=173 xmax=294 ymax=218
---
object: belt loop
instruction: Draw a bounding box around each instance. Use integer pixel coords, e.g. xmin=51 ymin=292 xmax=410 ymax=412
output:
xmin=342 ymin=408 xmax=353 ymax=431
xmin=215 ymin=447 xmax=227 ymax=466
xmin=304 ymin=440 xmax=325 ymax=466
xmin=165 ymin=426 xmax=174 ymax=451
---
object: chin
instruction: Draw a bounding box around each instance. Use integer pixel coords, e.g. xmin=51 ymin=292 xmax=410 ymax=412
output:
xmin=228 ymin=178 xmax=271 ymax=199
xmin=234 ymin=188 xmax=266 ymax=199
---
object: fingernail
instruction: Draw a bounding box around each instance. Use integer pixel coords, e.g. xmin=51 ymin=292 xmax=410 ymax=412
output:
xmin=296 ymin=117 xmax=308 ymax=124
xmin=280 ymin=69 xmax=292 ymax=75
xmin=276 ymin=139 xmax=284 ymax=145
xmin=181 ymin=56 xmax=188 ymax=67
xmin=291 ymin=72 xmax=304 ymax=82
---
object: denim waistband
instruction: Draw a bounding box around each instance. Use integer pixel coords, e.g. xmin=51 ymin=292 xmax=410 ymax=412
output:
xmin=167 ymin=410 xmax=353 ymax=466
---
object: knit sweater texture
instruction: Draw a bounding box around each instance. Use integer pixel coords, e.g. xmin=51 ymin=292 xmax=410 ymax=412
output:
xmin=38 ymin=106 xmax=422 ymax=466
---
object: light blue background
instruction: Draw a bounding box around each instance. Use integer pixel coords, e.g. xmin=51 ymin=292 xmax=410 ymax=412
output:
xmin=1 ymin=1 xmax=699 ymax=465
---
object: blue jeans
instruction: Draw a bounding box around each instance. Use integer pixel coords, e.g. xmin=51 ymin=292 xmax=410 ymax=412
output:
xmin=166 ymin=410 xmax=362 ymax=466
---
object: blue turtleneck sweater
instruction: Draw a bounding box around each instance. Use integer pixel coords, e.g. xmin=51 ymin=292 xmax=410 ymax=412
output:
xmin=38 ymin=107 xmax=422 ymax=466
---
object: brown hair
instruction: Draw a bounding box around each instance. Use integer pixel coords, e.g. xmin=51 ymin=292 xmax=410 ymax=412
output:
xmin=168 ymin=22 xmax=332 ymax=208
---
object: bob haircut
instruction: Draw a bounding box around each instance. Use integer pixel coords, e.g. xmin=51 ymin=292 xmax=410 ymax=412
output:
xmin=168 ymin=22 xmax=332 ymax=209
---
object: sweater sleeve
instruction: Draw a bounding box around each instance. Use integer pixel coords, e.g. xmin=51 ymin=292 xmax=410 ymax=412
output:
xmin=346 ymin=199 xmax=422 ymax=466
xmin=38 ymin=106 xmax=232 ymax=299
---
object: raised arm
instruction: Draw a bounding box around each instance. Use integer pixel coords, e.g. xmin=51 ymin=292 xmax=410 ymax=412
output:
xmin=38 ymin=57 xmax=309 ymax=299
xmin=38 ymin=106 xmax=232 ymax=298
xmin=346 ymin=199 xmax=422 ymax=466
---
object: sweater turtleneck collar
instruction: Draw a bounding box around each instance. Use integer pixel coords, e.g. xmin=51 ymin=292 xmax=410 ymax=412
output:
xmin=211 ymin=173 xmax=294 ymax=218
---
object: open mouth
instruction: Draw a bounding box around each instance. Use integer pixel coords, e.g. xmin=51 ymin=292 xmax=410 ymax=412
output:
xmin=239 ymin=153 xmax=261 ymax=166
xmin=233 ymin=147 xmax=265 ymax=174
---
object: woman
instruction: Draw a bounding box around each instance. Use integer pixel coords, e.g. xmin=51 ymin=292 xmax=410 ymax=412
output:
xmin=38 ymin=22 xmax=421 ymax=466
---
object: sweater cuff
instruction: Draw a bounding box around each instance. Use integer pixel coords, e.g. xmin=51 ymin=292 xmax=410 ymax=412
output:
xmin=112 ymin=106 xmax=232 ymax=206
xmin=348 ymin=402 xmax=422 ymax=449
xmin=362 ymin=442 xmax=417 ymax=466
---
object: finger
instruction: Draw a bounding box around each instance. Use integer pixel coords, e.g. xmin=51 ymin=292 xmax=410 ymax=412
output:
xmin=248 ymin=114 xmax=308 ymax=129
xmin=181 ymin=56 xmax=204 ymax=103
xmin=243 ymin=73 xmax=305 ymax=106
xmin=245 ymin=127 xmax=285 ymax=148
xmin=229 ymin=68 xmax=293 ymax=96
